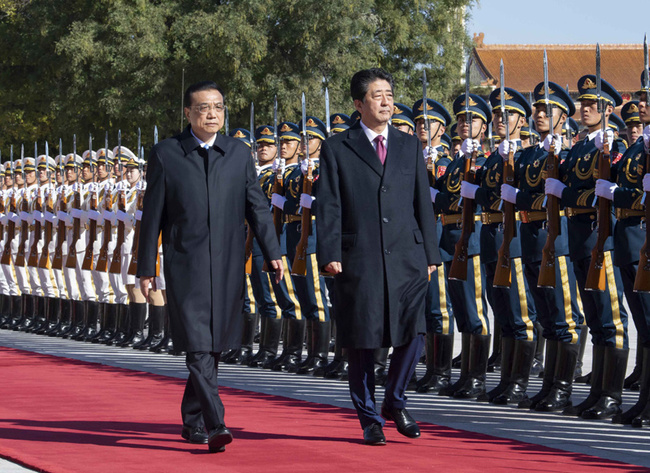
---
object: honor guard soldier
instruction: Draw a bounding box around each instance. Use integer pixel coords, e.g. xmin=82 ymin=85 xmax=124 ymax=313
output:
xmin=598 ymin=71 xmax=650 ymax=425
xmin=462 ymin=87 xmax=538 ymax=405
xmin=544 ymin=74 xmax=629 ymax=419
xmin=272 ymin=116 xmax=331 ymax=375
xmin=5 ymin=159 xmax=27 ymax=329
xmin=520 ymin=127 xmax=539 ymax=149
xmin=410 ymin=97 xmax=454 ymax=394
xmin=0 ymin=163 xmax=20 ymax=329
xmin=622 ymin=100 xmax=643 ymax=145
xmin=441 ymin=133 xmax=452 ymax=154
xmin=330 ymin=113 xmax=352 ymax=134
xmin=608 ymin=113 xmax=628 ymax=149
xmin=391 ymin=104 xmax=415 ymax=135
xmin=501 ymin=82 xmax=583 ymax=411
xmin=432 ymin=93 xmax=491 ymax=399
xmin=0 ymin=164 xmax=13 ymax=328
xmin=449 ymin=123 xmax=462 ymax=156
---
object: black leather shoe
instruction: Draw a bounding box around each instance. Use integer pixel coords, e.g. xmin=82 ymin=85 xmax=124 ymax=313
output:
xmin=208 ymin=425 xmax=233 ymax=453
xmin=363 ymin=423 xmax=386 ymax=446
xmin=181 ymin=425 xmax=208 ymax=444
xmin=381 ymin=401 xmax=420 ymax=438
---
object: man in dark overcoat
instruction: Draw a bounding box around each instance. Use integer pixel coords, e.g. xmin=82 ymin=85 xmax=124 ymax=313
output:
xmin=137 ymin=81 xmax=283 ymax=453
xmin=316 ymin=68 xmax=441 ymax=445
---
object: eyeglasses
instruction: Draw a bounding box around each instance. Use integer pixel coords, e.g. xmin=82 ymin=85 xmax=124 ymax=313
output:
xmin=192 ymin=103 xmax=225 ymax=114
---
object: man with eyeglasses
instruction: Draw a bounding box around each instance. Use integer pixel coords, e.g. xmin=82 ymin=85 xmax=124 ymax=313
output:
xmin=137 ymin=80 xmax=283 ymax=453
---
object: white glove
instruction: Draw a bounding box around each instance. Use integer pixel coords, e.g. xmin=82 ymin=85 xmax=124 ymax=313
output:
xmin=116 ymin=210 xmax=129 ymax=222
xmin=112 ymin=181 xmax=125 ymax=192
xmin=102 ymin=210 xmax=117 ymax=225
xmin=271 ymin=158 xmax=285 ymax=173
xmin=643 ymin=125 xmax=650 ymax=151
xmin=0 ymin=215 xmax=7 ymax=225
xmin=500 ymin=184 xmax=519 ymax=204
xmin=300 ymin=193 xmax=315 ymax=209
xmin=424 ymin=146 xmax=438 ymax=162
xmin=44 ymin=211 xmax=56 ymax=223
xmin=87 ymin=209 xmax=102 ymax=221
xmin=33 ymin=211 xmax=43 ymax=223
xmin=70 ymin=208 xmax=84 ymax=220
xmin=543 ymin=133 xmax=562 ymax=155
xmin=594 ymin=129 xmax=614 ymax=151
xmin=71 ymin=182 xmax=83 ymax=193
xmin=135 ymin=180 xmax=146 ymax=192
xmin=643 ymin=174 xmax=650 ymax=192
xmin=460 ymin=181 xmax=479 ymax=200
xmin=545 ymin=177 xmax=566 ymax=198
xmin=498 ymin=140 xmax=515 ymax=159
xmin=430 ymin=187 xmax=439 ymax=203
xmin=135 ymin=209 xmax=143 ymax=221
xmin=255 ymin=165 xmax=261 ymax=176
xmin=19 ymin=211 xmax=32 ymax=223
xmin=301 ymin=158 xmax=313 ymax=175
xmin=271 ymin=193 xmax=286 ymax=210
xmin=9 ymin=212 xmax=19 ymax=224
xmin=88 ymin=182 xmax=99 ymax=194
xmin=57 ymin=211 xmax=70 ymax=225
xmin=461 ymin=138 xmax=480 ymax=156
xmin=595 ymin=179 xmax=617 ymax=201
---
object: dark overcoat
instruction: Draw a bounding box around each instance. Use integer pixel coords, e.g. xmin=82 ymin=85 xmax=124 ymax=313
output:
xmin=315 ymin=123 xmax=441 ymax=349
xmin=137 ymin=126 xmax=281 ymax=353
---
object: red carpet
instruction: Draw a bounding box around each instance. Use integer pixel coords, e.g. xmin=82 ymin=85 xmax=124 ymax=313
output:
xmin=0 ymin=347 xmax=642 ymax=473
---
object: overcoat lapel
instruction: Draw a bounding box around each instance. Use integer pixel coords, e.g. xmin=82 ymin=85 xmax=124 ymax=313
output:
xmin=343 ymin=124 xmax=384 ymax=177
xmin=382 ymin=126 xmax=404 ymax=182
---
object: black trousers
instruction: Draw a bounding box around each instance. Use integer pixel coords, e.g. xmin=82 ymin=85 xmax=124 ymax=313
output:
xmin=181 ymin=351 xmax=224 ymax=432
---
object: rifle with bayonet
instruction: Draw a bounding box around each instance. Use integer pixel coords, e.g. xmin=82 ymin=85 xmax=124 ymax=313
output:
xmin=291 ymin=92 xmax=312 ymax=277
xmin=15 ymin=145 xmax=30 ymax=267
xmin=127 ymin=128 xmax=146 ymax=276
xmin=27 ymin=141 xmax=44 ymax=268
xmin=585 ymin=44 xmax=611 ymax=291
xmin=0 ymin=150 xmax=4 ymax=244
xmin=538 ymin=50 xmax=561 ymax=288
xmin=38 ymin=142 xmax=55 ymax=269
xmin=245 ymin=102 xmax=257 ymax=274
xmin=494 ymin=60 xmax=516 ymax=288
xmin=96 ymin=133 xmax=113 ymax=272
xmin=528 ymin=92 xmax=536 ymax=146
xmin=422 ymin=72 xmax=436 ymax=186
xmin=52 ymin=140 xmax=67 ymax=270
xmin=448 ymin=57 xmax=478 ymax=281
xmin=65 ymin=135 xmax=82 ymax=269
xmin=82 ymin=134 xmax=97 ymax=271
xmin=635 ymin=34 xmax=650 ymax=293
xmin=1 ymin=146 xmax=15 ymax=265
xmin=109 ymin=130 xmax=125 ymax=274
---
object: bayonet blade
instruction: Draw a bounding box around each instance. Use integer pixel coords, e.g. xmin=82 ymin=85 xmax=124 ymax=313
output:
xmin=250 ymin=102 xmax=255 ymax=149
xmin=645 ymin=34 xmax=649 ymax=106
xmin=302 ymin=93 xmax=309 ymax=158
xmin=423 ymin=69 xmax=431 ymax=148
xmin=273 ymin=95 xmax=278 ymax=144
xmin=225 ymin=106 xmax=229 ymax=135
xmin=596 ymin=43 xmax=602 ymax=114
xmin=137 ymin=128 xmax=141 ymax=159
xmin=465 ymin=56 xmax=473 ymax=140
xmin=500 ymin=59 xmax=509 ymax=140
xmin=325 ymin=88 xmax=330 ymax=137
xmin=154 ymin=126 xmax=158 ymax=145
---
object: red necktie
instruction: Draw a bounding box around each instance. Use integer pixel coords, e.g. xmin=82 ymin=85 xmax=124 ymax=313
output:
xmin=374 ymin=135 xmax=386 ymax=165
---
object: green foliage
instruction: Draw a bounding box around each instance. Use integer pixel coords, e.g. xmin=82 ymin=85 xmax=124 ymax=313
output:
xmin=0 ymin=0 xmax=473 ymax=154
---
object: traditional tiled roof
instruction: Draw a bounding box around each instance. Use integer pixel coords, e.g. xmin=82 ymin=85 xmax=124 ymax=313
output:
xmin=472 ymin=43 xmax=643 ymax=98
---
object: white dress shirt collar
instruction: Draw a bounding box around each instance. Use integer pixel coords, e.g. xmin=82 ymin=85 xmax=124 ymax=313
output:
xmin=191 ymin=128 xmax=217 ymax=149
xmin=360 ymin=120 xmax=389 ymax=150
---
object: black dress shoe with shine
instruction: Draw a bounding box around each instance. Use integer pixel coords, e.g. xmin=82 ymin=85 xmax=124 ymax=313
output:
xmin=363 ymin=423 xmax=386 ymax=446
xmin=181 ymin=425 xmax=208 ymax=444
xmin=381 ymin=401 xmax=421 ymax=438
xmin=208 ymin=425 xmax=233 ymax=453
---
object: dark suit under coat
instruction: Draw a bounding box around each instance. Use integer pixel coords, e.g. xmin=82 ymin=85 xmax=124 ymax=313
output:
xmin=316 ymin=123 xmax=441 ymax=349
xmin=137 ymin=126 xmax=281 ymax=353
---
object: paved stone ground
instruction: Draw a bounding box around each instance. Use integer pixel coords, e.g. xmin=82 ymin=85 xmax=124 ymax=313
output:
xmin=1 ymin=326 xmax=649 ymax=470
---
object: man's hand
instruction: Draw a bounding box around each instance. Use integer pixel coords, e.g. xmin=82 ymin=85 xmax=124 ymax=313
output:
xmin=269 ymin=259 xmax=284 ymax=284
xmin=428 ymin=265 xmax=437 ymax=275
xmin=139 ymin=276 xmax=157 ymax=300
xmin=323 ymin=261 xmax=342 ymax=275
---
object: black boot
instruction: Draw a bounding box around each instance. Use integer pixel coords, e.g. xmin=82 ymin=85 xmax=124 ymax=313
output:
xmin=87 ymin=303 xmax=106 ymax=342
xmin=108 ymin=304 xmax=130 ymax=346
xmin=478 ymin=336 xmax=515 ymax=402
xmin=134 ymin=304 xmax=164 ymax=350
xmin=150 ymin=308 xmax=172 ymax=353
xmin=249 ymin=318 xmax=281 ymax=368
xmin=415 ymin=333 xmax=436 ymax=392
xmin=417 ymin=333 xmax=454 ymax=393
xmin=440 ymin=332 xmax=470 ymax=397
xmin=521 ymin=339 xmax=559 ymax=409
xmin=322 ymin=335 xmax=348 ymax=379
xmin=373 ymin=348 xmax=390 ymax=386
xmin=273 ymin=318 xmax=306 ymax=371
xmin=574 ymin=324 xmax=590 ymax=382
xmin=15 ymin=295 xmax=34 ymax=331
xmin=582 ymin=346 xmax=629 ymax=419
xmin=289 ymin=320 xmax=314 ymax=374
xmin=0 ymin=294 xmax=7 ymax=327
xmin=615 ymin=347 xmax=650 ymax=425
xmin=119 ymin=303 xmax=147 ymax=347
xmin=53 ymin=299 xmax=73 ymax=337
xmin=493 ymin=339 xmax=537 ymax=405
xmin=240 ymin=312 xmax=258 ymax=365
xmin=454 ymin=334 xmax=490 ymax=399
xmin=246 ymin=318 xmax=268 ymax=366
xmin=624 ymin=338 xmax=643 ymax=391
xmin=297 ymin=320 xmax=330 ymax=375
xmin=33 ymin=296 xmax=50 ymax=334
xmin=43 ymin=298 xmax=62 ymax=335
xmin=67 ymin=300 xmax=87 ymax=339
xmin=563 ymin=344 xmax=606 ymax=416
xmin=80 ymin=301 xmax=100 ymax=341
xmin=535 ymin=340 xmax=580 ymax=412
xmin=24 ymin=295 xmax=42 ymax=333
xmin=0 ymin=294 xmax=13 ymax=329
xmin=487 ymin=324 xmax=502 ymax=372
xmin=531 ymin=324 xmax=545 ymax=377
xmin=95 ymin=304 xmax=118 ymax=344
